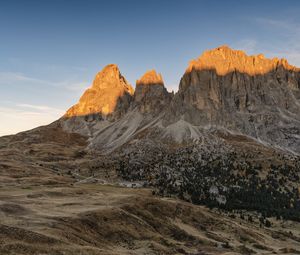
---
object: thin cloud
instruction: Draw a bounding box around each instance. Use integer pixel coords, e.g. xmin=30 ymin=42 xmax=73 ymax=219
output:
xmin=232 ymin=39 xmax=258 ymax=55
xmin=234 ymin=17 xmax=300 ymax=67
xmin=0 ymin=104 xmax=65 ymax=136
xmin=253 ymin=17 xmax=300 ymax=66
xmin=64 ymin=81 xmax=90 ymax=92
xmin=256 ymin=18 xmax=300 ymax=34
xmin=16 ymin=103 xmax=64 ymax=113
xmin=0 ymin=72 xmax=50 ymax=85
xmin=0 ymin=71 xmax=89 ymax=91
xmin=0 ymin=71 xmax=88 ymax=136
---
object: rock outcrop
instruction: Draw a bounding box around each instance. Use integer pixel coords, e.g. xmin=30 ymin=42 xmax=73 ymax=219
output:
xmin=65 ymin=64 xmax=134 ymax=119
xmin=134 ymin=70 xmax=173 ymax=114
xmin=185 ymin=45 xmax=299 ymax=77
xmin=61 ymin=46 xmax=300 ymax=154
xmin=166 ymin=46 xmax=300 ymax=152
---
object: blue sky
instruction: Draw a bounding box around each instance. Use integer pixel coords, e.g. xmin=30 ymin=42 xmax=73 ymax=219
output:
xmin=0 ymin=0 xmax=300 ymax=135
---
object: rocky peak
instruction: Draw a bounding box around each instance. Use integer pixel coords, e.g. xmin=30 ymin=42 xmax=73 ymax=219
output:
xmin=167 ymin=46 xmax=300 ymax=152
xmin=65 ymin=64 xmax=134 ymax=118
xmin=186 ymin=45 xmax=299 ymax=76
xmin=134 ymin=70 xmax=172 ymax=114
xmin=136 ymin=70 xmax=164 ymax=86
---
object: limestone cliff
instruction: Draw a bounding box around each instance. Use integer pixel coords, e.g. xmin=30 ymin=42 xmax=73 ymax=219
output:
xmin=166 ymin=46 xmax=300 ymax=152
xmin=61 ymin=46 xmax=300 ymax=154
xmin=134 ymin=70 xmax=173 ymax=114
xmin=65 ymin=64 xmax=134 ymax=118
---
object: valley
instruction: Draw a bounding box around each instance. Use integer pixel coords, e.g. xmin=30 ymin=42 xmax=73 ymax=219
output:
xmin=1 ymin=45 xmax=300 ymax=254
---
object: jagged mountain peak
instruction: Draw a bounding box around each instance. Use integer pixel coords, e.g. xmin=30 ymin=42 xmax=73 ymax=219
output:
xmin=134 ymin=70 xmax=172 ymax=114
xmin=186 ymin=45 xmax=299 ymax=76
xmin=61 ymin=46 xmax=300 ymax=154
xmin=171 ymin=46 xmax=300 ymax=153
xmin=65 ymin=64 xmax=134 ymax=117
xmin=136 ymin=69 xmax=164 ymax=86
xmin=90 ymin=64 xmax=133 ymax=93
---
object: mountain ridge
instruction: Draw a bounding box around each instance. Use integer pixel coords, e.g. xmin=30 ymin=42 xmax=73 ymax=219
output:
xmin=61 ymin=45 xmax=300 ymax=155
xmin=59 ymin=47 xmax=300 ymax=221
xmin=65 ymin=64 xmax=134 ymax=118
xmin=186 ymin=45 xmax=300 ymax=76
xmin=65 ymin=45 xmax=300 ymax=122
xmin=2 ymin=46 xmax=300 ymax=255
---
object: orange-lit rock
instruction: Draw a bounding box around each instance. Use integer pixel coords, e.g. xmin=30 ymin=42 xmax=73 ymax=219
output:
xmin=61 ymin=46 xmax=300 ymax=154
xmin=134 ymin=70 xmax=173 ymax=114
xmin=65 ymin=64 xmax=134 ymax=118
xmin=165 ymin=45 xmax=300 ymax=152
xmin=186 ymin=45 xmax=299 ymax=76
xmin=136 ymin=70 xmax=164 ymax=86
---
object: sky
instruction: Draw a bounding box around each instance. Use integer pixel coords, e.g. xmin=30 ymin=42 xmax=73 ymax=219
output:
xmin=0 ymin=0 xmax=300 ymax=136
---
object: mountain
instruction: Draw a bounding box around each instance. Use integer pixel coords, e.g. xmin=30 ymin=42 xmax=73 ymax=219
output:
xmin=65 ymin=64 xmax=134 ymax=118
xmin=134 ymin=70 xmax=173 ymax=114
xmin=167 ymin=45 xmax=300 ymax=152
xmin=1 ymin=46 xmax=300 ymax=255
xmin=62 ymin=45 xmax=300 ymax=154
xmin=60 ymin=46 xmax=300 ymax=219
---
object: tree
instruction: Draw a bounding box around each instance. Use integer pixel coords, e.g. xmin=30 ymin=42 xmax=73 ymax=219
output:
xmin=265 ymin=219 xmax=271 ymax=228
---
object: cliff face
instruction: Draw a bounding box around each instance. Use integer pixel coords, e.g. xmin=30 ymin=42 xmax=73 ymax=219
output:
xmin=165 ymin=46 xmax=300 ymax=152
xmin=62 ymin=46 xmax=300 ymax=154
xmin=134 ymin=70 xmax=173 ymax=114
xmin=65 ymin=64 xmax=134 ymax=119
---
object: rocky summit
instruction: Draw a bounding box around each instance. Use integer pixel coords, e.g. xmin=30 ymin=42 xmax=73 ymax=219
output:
xmin=185 ymin=45 xmax=299 ymax=76
xmin=167 ymin=45 xmax=300 ymax=152
xmin=65 ymin=64 xmax=134 ymax=118
xmin=134 ymin=70 xmax=173 ymax=114
xmin=63 ymin=45 xmax=300 ymax=154
xmin=2 ymin=46 xmax=300 ymax=255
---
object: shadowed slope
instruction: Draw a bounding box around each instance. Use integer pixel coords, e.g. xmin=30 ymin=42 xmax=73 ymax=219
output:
xmin=165 ymin=46 xmax=300 ymax=153
xmin=134 ymin=70 xmax=173 ymax=114
xmin=1 ymin=184 xmax=300 ymax=255
xmin=59 ymin=47 xmax=300 ymax=154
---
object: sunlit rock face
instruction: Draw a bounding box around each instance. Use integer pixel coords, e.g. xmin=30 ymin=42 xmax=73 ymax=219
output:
xmin=61 ymin=46 xmax=300 ymax=153
xmin=185 ymin=45 xmax=299 ymax=77
xmin=134 ymin=70 xmax=173 ymax=114
xmin=166 ymin=46 xmax=300 ymax=152
xmin=65 ymin=64 xmax=134 ymax=118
